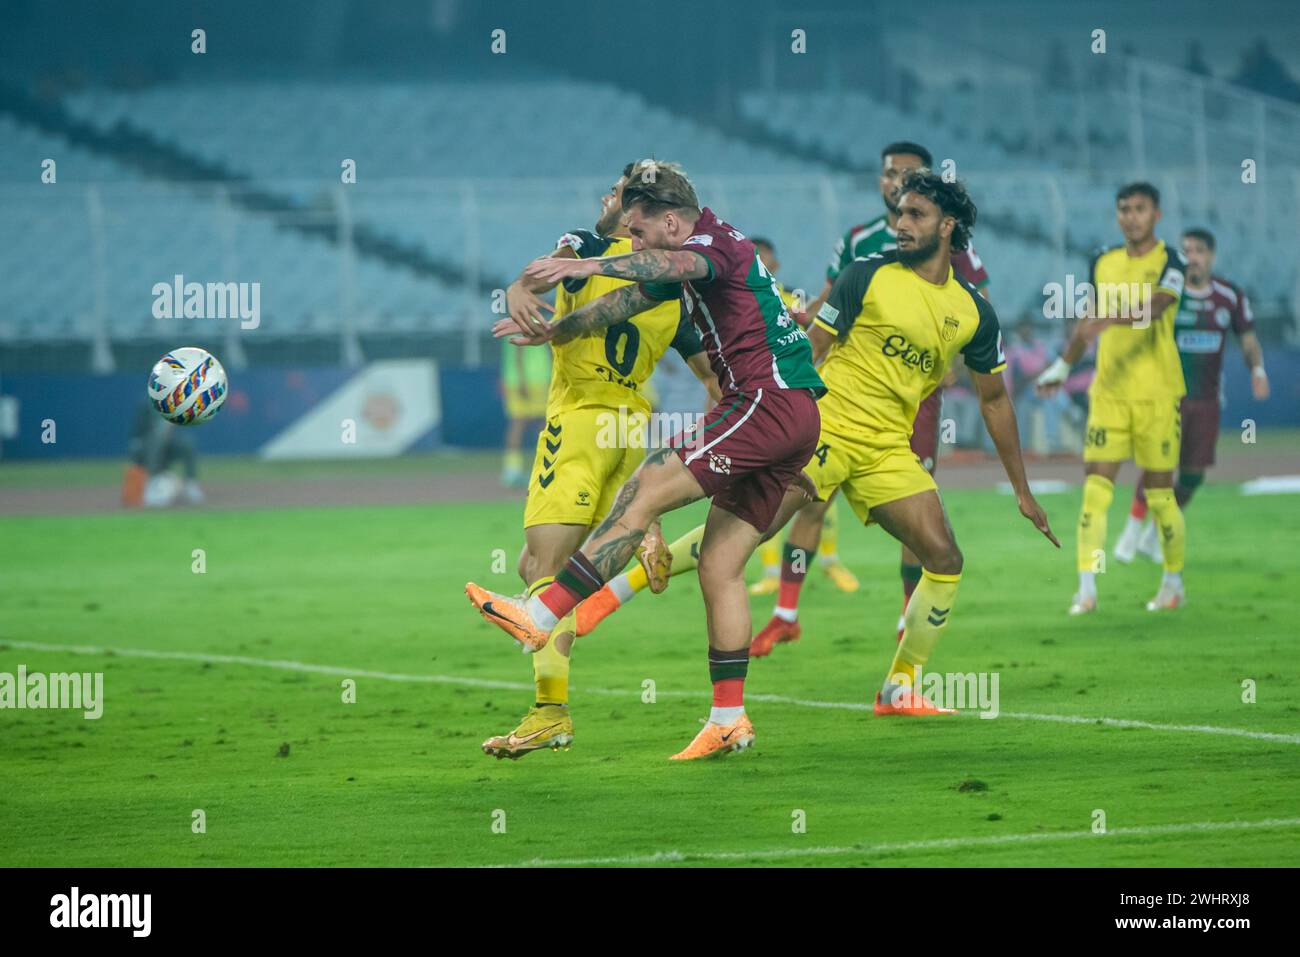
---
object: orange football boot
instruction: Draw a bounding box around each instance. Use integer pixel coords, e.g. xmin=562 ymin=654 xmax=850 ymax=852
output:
xmin=873 ymin=689 xmax=956 ymax=717
xmin=749 ymin=616 xmax=800 ymax=658
xmin=669 ymin=714 xmax=756 ymax=760
xmin=575 ymin=584 xmax=621 ymax=637
xmin=465 ymin=582 xmax=551 ymax=652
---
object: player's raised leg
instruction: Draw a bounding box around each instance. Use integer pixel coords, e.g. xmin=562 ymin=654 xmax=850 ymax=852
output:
xmin=868 ymin=489 xmax=963 ymax=716
xmin=671 ymin=502 xmax=761 ymax=759
xmin=575 ymin=522 xmax=705 ymax=636
xmin=467 ymin=446 xmax=705 ymax=650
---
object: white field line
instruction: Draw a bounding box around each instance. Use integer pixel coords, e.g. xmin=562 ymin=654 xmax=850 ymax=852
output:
xmin=497 ymin=817 xmax=1300 ymax=868
xmin=4 ymin=639 xmax=1298 ymax=745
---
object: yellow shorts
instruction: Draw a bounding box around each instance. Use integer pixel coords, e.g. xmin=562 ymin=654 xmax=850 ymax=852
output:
xmin=504 ymin=388 xmax=547 ymax=420
xmin=804 ymin=427 xmax=937 ymax=525
xmin=523 ymin=406 xmax=647 ymax=529
xmin=1083 ymin=394 xmax=1181 ymax=471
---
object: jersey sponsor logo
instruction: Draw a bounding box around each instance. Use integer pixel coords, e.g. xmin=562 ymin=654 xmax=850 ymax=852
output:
xmin=683 ymin=234 xmax=714 ymax=247
xmin=881 ymin=333 xmax=936 ymax=374
xmin=1176 ymin=329 xmax=1224 ymax=354
xmin=941 ymin=316 xmax=959 ymax=342
xmin=817 ymin=303 xmax=840 ymax=324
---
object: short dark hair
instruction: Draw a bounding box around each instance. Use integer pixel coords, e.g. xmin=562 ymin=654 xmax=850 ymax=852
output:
xmin=897 ymin=169 xmax=977 ymax=252
xmin=1182 ymin=227 xmax=1216 ymax=251
xmin=881 ymin=141 xmax=933 ymax=169
xmin=1116 ymin=181 xmax=1160 ymax=207
xmin=750 ymin=237 xmax=775 ymax=253
xmin=620 ymin=159 xmax=700 ymax=216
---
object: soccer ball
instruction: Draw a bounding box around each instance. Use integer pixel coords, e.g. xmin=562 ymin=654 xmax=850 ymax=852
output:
xmin=147 ymin=346 xmax=228 ymax=425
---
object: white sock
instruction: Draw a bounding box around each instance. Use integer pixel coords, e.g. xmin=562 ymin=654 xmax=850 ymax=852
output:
xmin=773 ymin=606 xmax=797 ymax=623
xmin=1120 ymin=515 xmax=1144 ymax=540
xmin=609 ymin=574 xmax=635 ymax=605
xmin=1077 ymin=571 xmax=1097 ymax=599
xmin=1162 ymin=571 xmax=1183 ymax=590
xmin=525 ymin=594 xmax=560 ymax=631
xmin=709 ymin=705 xmax=744 ymax=725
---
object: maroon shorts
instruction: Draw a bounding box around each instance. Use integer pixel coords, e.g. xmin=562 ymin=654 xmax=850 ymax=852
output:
xmin=909 ymin=389 xmax=942 ymax=475
xmin=1179 ymin=398 xmax=1220 ymax=471
xmin=672 ymin=387 xmax=821 ymax=533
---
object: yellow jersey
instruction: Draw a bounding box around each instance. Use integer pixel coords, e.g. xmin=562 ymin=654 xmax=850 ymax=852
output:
xmin=547 ymin=230 xmax=701 ymax=416
xmin=813 ymin=251 xmax=1006 ymax=449
xmin=1088 ymin=240 xmax=1187 ymax=400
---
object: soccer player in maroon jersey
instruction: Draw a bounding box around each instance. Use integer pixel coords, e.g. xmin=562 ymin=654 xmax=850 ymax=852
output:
xmin=1113 ymin=227 xmax=1271 ymax=563
xmin=466 ymin=160 xmax=826 ymax=760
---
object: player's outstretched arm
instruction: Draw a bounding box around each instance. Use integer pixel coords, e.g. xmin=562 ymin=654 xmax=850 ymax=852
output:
xmin=492 ymin=283 xmax=658 ymax=347
xmin=972 ymin=370 xmax=1060 ymax=548
xmin=524 ymin=249 xmax=711 ymax=286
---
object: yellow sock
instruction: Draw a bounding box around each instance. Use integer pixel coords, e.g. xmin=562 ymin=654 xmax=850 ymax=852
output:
xmin=1077 ymin=474 xmax=1114 ymax=573
xmin=886 ymin=569 xmax=960 ymax=686
xmin=624 ymin=523 xmax=707 ymax=593
xmin=503 ymin=449 xmax=524 ymax=472
xmin=527 ymin=577 xmax=571 ymax=705
xmin=817 ymin=499 xmax=839 ymax=560
xmin=1144 ymin=486 xmax=1185 ymax=573
xmin=668 ymin=523 xmax=706 ymax=576
xmin=759 ymin=538 xmax=781 ymax=573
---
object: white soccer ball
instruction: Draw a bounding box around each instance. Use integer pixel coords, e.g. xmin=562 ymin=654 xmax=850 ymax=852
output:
xmin=147 ymin=346 xmax=228 ymax=425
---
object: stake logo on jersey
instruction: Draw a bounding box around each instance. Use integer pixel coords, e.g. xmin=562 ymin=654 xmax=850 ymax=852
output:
xmin=814 ymin=251 xmax=1005 ymax=449
xmin=1088 ymin=240 xmax=1187 ymax=401
xmin=639 ymin=208 xmax=824 ymax=398
xmin=548 ymin=229 xmax=702 ymax=416
xmin=1174 ymin=276 xmax=1254 ymax=401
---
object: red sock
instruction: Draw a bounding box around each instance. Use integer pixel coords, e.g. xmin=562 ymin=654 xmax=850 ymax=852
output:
xmin=1131 ymin=480 xmax=1148 ymax=520
xmin=538 ymin=551 xmax=604 ymax=620
xmin=713 ymin=677 xmax=745 ymax=708
xmin=776 ymin=542 xmax=807 ymax=613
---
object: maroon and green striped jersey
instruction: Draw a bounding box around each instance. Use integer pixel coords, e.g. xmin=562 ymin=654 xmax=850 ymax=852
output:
xmin=1174 ymin=277 xmax=1254 ymax=401
xmin=640 ymin=208 xmax=825 ymax=398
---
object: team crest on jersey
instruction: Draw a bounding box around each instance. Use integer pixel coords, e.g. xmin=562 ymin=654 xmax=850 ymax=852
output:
xmin=941 ymin=316 xmax=959 ymax=342
xmin=707 ymin=452 xmax=732 ymax=475
xmin=1215 ymin=307 xmax=1231 ymax=328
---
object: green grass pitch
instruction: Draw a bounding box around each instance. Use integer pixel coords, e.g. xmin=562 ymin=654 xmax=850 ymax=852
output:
xmin=2 ymin=482 xmax=1298 ymax=867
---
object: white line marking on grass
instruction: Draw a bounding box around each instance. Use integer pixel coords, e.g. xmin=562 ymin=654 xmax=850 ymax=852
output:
xmin=497 ymin=817 xmax=1300 ymax=868
xmin=5 ymin=640 xmax=1298 ymax=745
xmin=1241 ymin=475 xmax=1300 ymax=495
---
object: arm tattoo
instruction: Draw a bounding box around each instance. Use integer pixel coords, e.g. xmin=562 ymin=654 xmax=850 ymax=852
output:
xmin=552 ymin=284 xmax=655 ymax=344
xmin=594 ymin=250 xmax=709 ymax=283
